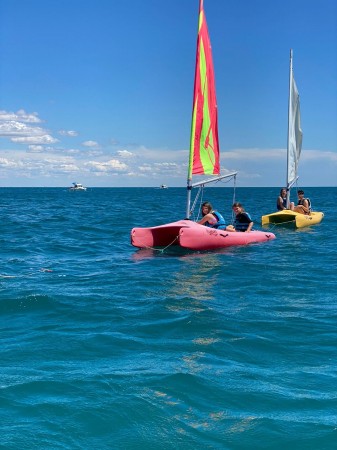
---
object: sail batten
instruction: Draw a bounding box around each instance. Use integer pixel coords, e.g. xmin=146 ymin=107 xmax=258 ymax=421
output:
xmin=188 ymin=0 xmax=220 ymax=180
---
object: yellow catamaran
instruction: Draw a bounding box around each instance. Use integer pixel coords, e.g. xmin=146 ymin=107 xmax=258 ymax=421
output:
xmin=262 ymin=50 xmax=324 ymax=228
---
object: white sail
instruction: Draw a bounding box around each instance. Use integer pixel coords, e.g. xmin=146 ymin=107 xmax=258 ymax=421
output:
xmin=286 ymin=49 xmax=303 ymax=189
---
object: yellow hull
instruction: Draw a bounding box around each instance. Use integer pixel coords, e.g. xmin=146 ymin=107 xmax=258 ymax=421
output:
xmin=261 ymin=210 xmax=324 ymax=228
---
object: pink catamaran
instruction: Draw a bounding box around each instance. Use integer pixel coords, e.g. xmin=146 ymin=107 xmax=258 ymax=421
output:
xmin=131 ymin=0 xmax=275 ymax=251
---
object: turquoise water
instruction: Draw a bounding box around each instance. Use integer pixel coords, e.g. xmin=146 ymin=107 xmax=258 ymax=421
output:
xmin=0 ymin=187 xmax=336 ymax=449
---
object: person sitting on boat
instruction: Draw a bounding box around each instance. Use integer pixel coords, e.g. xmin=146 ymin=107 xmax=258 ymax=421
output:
xmin=198 ymin=202 xmax=226 ymax=230
xmin=277 ymin=188 xmax=288 ymax=210
xmin=291 ymin=190 xmax=311 ymax=215
xmin=226 ymin=202 xmax=254 ymax=232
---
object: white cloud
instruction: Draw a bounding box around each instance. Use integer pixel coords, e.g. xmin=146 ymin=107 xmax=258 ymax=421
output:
xmin=11 ymin=134 xmax=59 ymax=144
xmin=0 ymin=109 xmax=41 ymax=123
xmin=0 ymin=157 xmax=21 ymax=168
xmin=130 ymin=145 xmax=187 ymax=163
xmin=301 ymin=149 xmax=337 ymax=162
xmin=66 ymin=148 xmax=81 ymax=155
xmin=0 ymin=121 xmax=41 ymax=136
xmin=57 ymin=163 xmax=80 ymax=172
xmin=85 ymin=159 xmax=128 ymax=173
xmin=139 ymin=165 xmax=152 ymax=172
xmin=59 ymin=130 xmax=78 ymax=137
xmin=86 ymin=149 xmax=103 ymax=157
xmin=28 ymin=145 xmax=45 ymax=153
xmin=153 ymin=162 xmax=178 ymax=169
xmin=117 ymin=150 xmax=134 ymax=158
xmin=82 ymin=140 xmax=99 ymax=148
xmin=0 ymin=114 xmax=59 ymax=145
xmin=221 ymin=148 xmax=285 ymax=161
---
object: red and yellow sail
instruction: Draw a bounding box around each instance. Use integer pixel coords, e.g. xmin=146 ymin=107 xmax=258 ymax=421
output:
xmin=188 ymin=0 xmax=220 ymax=178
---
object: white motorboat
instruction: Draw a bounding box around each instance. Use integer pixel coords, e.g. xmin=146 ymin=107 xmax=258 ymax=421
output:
xmin=69 ymin=182 xmax=87 ymax=191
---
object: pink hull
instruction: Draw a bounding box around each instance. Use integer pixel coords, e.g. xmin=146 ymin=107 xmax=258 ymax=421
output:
xmin=131 ymin=220 xmax=276 ymax=251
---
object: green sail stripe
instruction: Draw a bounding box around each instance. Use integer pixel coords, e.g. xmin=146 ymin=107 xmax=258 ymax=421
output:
xmin=188 ymin=10 xmax=204 ymax=179
xmin=199 ymin=38 xmax=215 ymax=174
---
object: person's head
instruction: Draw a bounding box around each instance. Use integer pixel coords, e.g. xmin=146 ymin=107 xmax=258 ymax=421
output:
xmin=280 ymin=188 xmax=286 ymax=196
xmin=232 ymin=202 xmax=244 ymax=214
xmin=298 ymin=190 xmax=304 ymax=197
xmin=201 ymin=201 xmax=212 ymax=216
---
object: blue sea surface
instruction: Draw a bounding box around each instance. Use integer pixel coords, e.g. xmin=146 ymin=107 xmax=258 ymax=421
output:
xmin=0 ymin=187 xmax=336 ymax=449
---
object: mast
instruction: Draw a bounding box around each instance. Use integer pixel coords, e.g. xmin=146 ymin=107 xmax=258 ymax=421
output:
xmin=286 ymin=49 xmax=293 ymax=209
xmin=285 ymin=49 xmax=302 ymax=208
xmin=186 ymin=0 xmax=203 ymax=218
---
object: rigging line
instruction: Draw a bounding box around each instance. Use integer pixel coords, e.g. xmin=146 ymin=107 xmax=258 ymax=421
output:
xmin=295 ymin=180 xmax=299 ymax=195
xmin=218 ymin=174 xmax=236 ymax=185
xmin=136 ymin=235 xmax=180 ymax=253
xmin=232 ymin=174 xmax=237 ymax=204
xmin=190 ymin=190 xmax=199 ymax=217
xmin=231 ymin=174 xmax=237 ymax=224
xmin=196 ymin=185 xmax=205 ymax=221
xmin=161 ymin=235 xmax=180 ymax=251
xmin=271 ymin=220 xmax=295 ymax=227
xmin=191 ymin=184 xmax=204 ymax=219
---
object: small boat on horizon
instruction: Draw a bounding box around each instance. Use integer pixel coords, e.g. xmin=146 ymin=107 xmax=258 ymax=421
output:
xmin=69 ymin=182 xmax=87 ymax=191
xmin=160 ymin=184 xmax=168 ymax=189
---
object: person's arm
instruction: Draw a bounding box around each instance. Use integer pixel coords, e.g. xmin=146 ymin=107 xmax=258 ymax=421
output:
xmin=226 ymin=224 xmax=236 ymax=232
xmin=277 ymin=196 xmax=286 ymax=210
xmin=246 ymin=221 xmax=254 ymax=232
xmin=198 ymin=213 xmax=211 ymax=225
xmin=243 ymin=213 xmax=253 ymax=232
xmin=302 ymin=199 xmax=310 ymax=214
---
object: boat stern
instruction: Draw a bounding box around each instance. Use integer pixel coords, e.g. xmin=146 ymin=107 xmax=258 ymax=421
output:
xmin=262 ymin=210 xmax=297 ymax=227
xmin=130 ymin=220 xmax=192 ymax=249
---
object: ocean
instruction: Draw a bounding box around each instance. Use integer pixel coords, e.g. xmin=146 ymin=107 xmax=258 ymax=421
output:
xmin=1 ymin=186 xmax=336 ymax=449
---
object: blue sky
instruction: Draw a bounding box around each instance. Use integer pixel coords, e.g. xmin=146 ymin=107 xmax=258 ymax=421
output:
xmin=0 ymin=0 xmax=336 ymax=187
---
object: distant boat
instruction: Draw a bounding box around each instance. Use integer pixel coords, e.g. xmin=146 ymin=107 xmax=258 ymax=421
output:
xmin=160 ymin=184 xmax=168 ymax=189
xmin=261 ymin=50 xmax=324 ymax=228
xmin=69 ymin=182 xmax=87 ymax=191
xmin=131 ymin=0 xmax=275 ymax=251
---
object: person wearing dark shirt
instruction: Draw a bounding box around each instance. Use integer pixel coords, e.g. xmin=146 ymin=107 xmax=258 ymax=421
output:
xmin=226 ymin=202 xmax=253 ymax=232
xmin=291 ymin=190 xmax=311 ymax=215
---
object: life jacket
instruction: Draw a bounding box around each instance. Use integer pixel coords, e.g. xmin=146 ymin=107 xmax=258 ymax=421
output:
xmin=234 ymin=212 xmax=252 ymax=232
xmin=298 ymin=197 xmax=311 ymax=210
xmin=205 ymin=210 xmax=226 ymax=230
xmin=277 ymin=197 xmax=287 ymax=211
